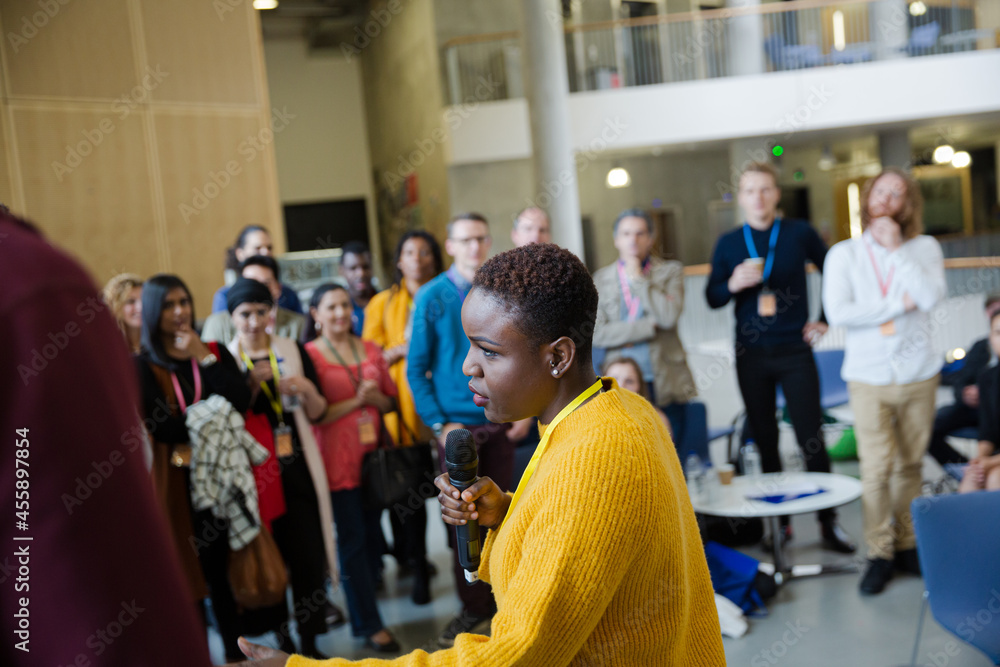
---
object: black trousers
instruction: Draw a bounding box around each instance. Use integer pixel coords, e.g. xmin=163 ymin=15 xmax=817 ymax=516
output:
xmin=928 ymin=402 xmax=975 ymax=466
xmin=736 ymin=344 xmax=835 ymax=522
xmin=389 ymin=501 xmax=428 ymax=567
xmin=190 ymin=508 xmax=242 ymax=661
xmin=241 ymin=455 xmax=328 ymax=640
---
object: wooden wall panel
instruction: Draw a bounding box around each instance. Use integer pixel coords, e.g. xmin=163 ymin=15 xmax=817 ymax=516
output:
xmin=139 ymin=0 xmax=259 ymax=106
xmin=13 ymin=106 xmax=160 ymax=282
xmin=154 ymin=111 xmax=277 ymax=310
xmin=1 ymin=0 xmax=279 ymax=305
xmin=1 ymin=0 xmax=138 ymax=100
xmin=0 ymin=103 xmax=15 ymax=208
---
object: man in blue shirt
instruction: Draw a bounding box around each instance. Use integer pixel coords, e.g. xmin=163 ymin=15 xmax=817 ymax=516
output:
xmin=408 ymin=213 xmax=515 ymax=648
xmin=706 ymin=162 xmax=854 ymax=554
xmin=340 ymin=241 xmax=377 ymax=335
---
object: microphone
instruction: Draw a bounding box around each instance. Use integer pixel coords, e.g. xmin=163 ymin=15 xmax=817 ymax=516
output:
xmin=445 ymin=428 xmax=481 ymax=584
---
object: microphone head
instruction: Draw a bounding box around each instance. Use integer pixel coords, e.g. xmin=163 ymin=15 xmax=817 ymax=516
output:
xmin=445 ymin=429 xmax=477 ymax=483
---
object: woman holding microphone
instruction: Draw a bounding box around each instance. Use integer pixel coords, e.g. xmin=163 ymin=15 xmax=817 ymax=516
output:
xmin=238 ymin=244 xmax=724 ymax=665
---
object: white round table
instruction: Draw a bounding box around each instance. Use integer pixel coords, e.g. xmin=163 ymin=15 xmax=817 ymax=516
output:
xmin=690 ymin=472 xmax=862 ymax=582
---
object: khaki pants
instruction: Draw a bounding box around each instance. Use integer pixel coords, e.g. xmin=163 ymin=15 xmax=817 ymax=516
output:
xmin=848 ymin=375 xmax=938 ymax=560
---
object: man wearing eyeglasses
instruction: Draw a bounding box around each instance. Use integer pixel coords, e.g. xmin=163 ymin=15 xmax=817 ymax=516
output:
xmin=407 ymin=212 xmax=516 ymax=648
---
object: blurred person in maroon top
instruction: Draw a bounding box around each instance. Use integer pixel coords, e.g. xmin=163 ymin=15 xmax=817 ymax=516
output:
xmin=0 ymin=211 xmax=212 ymax=666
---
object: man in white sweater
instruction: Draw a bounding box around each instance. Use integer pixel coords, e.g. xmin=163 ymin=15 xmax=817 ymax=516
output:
xmin=823 ymin=168 xmax=946 ymax=596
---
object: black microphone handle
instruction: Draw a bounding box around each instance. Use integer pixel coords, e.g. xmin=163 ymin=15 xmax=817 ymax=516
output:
xmin=451 ymin=475 xmax=481 ymax=581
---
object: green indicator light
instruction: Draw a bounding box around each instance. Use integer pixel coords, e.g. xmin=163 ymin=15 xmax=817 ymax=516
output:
xmin=793 ymin=170 xmax=804 ymax=182
xmin=772 ymin=146 xmax=784 ymax=157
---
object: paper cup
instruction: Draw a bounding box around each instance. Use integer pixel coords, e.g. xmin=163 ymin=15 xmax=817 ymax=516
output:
xmin=718 ymin=463 xmax=735 ymax=485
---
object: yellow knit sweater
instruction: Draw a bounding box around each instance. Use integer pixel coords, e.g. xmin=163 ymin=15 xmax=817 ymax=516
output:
xmin=288 ymin=379 xmax=725 ymax=666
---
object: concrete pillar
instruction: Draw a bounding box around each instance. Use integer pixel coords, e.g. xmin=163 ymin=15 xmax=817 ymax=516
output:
xmin=518 ymin=0 xmax=584 ymax=257
xmin=871 ymin=0 xmax=909 ymax=61
xmin=995 ymin=140 xmax=1000 ymax=207
xmin=878 ymin=129 xmax=912 ymax=168
xmin=727 ymin=0 xmax=766 ymax=76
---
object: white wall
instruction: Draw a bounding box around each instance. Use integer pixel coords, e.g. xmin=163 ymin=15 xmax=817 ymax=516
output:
xmin=262 ymin=38 xmax=379 ymax=254
xmin=447 ymin=51 xmax=1000 ymax=165
xmin=448 ymin=149 xmax=734 ymax=269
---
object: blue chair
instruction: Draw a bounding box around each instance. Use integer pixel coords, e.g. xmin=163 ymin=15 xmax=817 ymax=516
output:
xmin=908 ymin=491 xmax=1000 ymax=665
xmin=907 ymin=21 xmax=940 ymax=55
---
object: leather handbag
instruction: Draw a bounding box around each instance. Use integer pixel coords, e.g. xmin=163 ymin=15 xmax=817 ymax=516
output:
xmin=227 ymin=490 xmax=288 ymax=609
xmin=361 ymin=417 xmax=438 ymax=511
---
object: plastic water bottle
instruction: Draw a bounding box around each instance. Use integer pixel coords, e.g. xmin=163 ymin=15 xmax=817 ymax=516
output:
xmin=277 ymin=358 xmax=300 ymax=411
xmin=703 ymin=462 xmax=721 ymax=505
xmin=685 ymin=452 xmax=706 ymax=503
xmin=740 ymin=440 xmax=762 ymax=480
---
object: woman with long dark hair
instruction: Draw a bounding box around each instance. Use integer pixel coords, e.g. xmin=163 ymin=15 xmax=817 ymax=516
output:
xmin=303 ymin=283 xmax=401 ymax=653
xmin=240 ymin=245 xmax=725 ymax=665
xmin=362 ymin=230 xmax=442 ymax=604
xmin=135 ymin=274 xmax=251 ymax=662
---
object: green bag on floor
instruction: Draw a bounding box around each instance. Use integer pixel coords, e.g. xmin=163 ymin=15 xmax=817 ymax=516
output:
xmin=828 ymin=427 xmax=857 ymax=461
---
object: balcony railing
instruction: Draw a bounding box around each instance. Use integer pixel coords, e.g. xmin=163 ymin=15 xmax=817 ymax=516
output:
xmin=442 ymin=0 xmax=999 ymax=105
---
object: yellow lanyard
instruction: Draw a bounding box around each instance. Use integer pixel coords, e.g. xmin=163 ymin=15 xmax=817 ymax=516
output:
xmin=498 ymin=378 xmax=605 ymax=532
xmin=241 ymin=346 xmax=284 ymax=423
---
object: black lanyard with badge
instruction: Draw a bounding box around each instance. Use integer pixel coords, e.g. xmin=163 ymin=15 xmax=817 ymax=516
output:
xmin=322 ymin=337 xmax=379 ymax=446
xmin=241 ymin=347 xmax=295 ymax=459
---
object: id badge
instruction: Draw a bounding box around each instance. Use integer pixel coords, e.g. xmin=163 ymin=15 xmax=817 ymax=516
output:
xmin=880 ymin=320 xmax=896 ymax=336
xmin=357 ymin=411 xmax=377 ymax=446
xmin=758 ymin=289 xmax=777 ymax=317
xmin=274 ymin=424 xmax=294 ymax=458
xmin=171 ymin=444 xmax=192 ymax=468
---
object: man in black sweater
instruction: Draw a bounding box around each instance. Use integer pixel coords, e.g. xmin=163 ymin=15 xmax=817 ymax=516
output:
xmin=928 ymin=295 xmax=1000 ymax=467
xmin=706 ymin=162 xmax=854 ymax=553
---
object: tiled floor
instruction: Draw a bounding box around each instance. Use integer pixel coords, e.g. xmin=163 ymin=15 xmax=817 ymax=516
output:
xmin=206 ymin=350 xmax=995 ymax=665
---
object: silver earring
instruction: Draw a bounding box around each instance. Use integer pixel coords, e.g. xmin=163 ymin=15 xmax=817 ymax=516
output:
xmin=314 ymin=321 xmax=321 ymax=331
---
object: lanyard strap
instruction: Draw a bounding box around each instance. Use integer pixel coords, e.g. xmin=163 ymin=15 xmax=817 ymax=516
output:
xmin=616 ymin=261 xmax=642 ymax=321
xmin=864 ymin=239 xmax=896 ymax=298
xmin=743 ymin=219 xmax=781 ymax=284
xmin=241 ymin=346 xmax=284 ymax=422
xmin=446 ymin=266 xmax=471 ymax=302
xmin=170 ymin=359 xmax=202 ymax=414
xmin=498 ymin=378 xmax=605 ymax=532
xmin=322 ymin=336 xmax=364 ymax=389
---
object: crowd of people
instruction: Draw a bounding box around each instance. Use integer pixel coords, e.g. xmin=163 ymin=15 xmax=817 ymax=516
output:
xmin=3 ymin=158 xmax=995 ymax=666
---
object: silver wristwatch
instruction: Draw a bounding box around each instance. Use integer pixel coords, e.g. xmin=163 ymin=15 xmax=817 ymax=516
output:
xmin=432 ymin=422 xmax=445 ymax=438
xmin=199 ymin=353 xmax=218 ymax=367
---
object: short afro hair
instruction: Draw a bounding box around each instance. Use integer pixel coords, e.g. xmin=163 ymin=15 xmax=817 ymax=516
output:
xmin=473 ymin=243 xmax=598 ymax=363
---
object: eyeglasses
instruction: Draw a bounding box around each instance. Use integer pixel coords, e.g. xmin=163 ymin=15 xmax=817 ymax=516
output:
xmin=449 ymin=235 xmax=490 ymax=246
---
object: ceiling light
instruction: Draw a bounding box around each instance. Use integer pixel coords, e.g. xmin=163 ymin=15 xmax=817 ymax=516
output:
xmin=909 ymin=1 xmax=928 ymax=17
xmin=847 ymin=183 xmax=862 ymax=239
xmin=253 ymin=0 xmax=278 ymax=10
xmin=833 ymin=11 xmax=846 ymax=51
xmin=818 ymin=144 xmax=836 ymax=171
xmin=951 ymin=151 xmax=971 ymax=168
xmin=933 ymin=145 xmax=955 ymax=164
xmin=606 ymin=167 xmax=631 ymax=188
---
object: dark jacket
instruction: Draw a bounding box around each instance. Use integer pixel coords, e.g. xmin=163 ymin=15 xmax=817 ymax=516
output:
xmin=947 ymin=338 xmax=990 ymax=403
xmin=978 ymin=364 xmax=1000 ymax=452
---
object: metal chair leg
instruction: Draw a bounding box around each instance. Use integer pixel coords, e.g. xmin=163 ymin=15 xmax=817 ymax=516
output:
xmin=909 ymin=590 xmax=930 ymax=667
